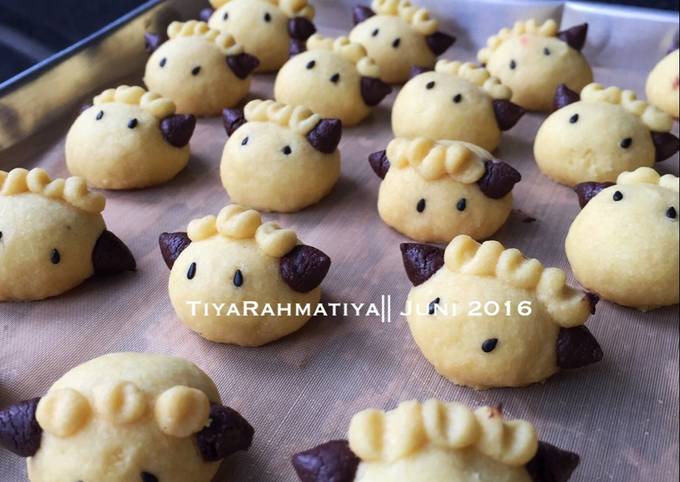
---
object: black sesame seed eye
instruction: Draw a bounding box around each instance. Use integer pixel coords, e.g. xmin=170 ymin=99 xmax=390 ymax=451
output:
xmin=372 ymin=28 xmax=379 ymax=37
xmin=620 ymin=137 xmax=633 ymax=149
xmin=330 ymin=73 xmax=340 ymax=84
xmin=264 ymin=12 xmax=271 ymax=22
xmin=613 ymin=191 xmax=623 ymax=201
xmin=187 ymin=262 xmax=197 ymax=280
xmin=509 ymin=59 xmax=517 ymax=70
xmin=306 ymin=60 xmax=316 ymax=69
xmin=282 ymin=145 xmax=292 ymax=155
xmin=0 ymin=231 xmax=3 ymax=240
xmin=96 ymin=110 xmax=104 ymax=120
xmin=456 ymin=198 xmax=467 ymax=211
xmin=191 ymin=66 xmax=201 ymax=76
xmin=667 ymin=207 xmax=677 ymax=219
xmin=482 ymin=338 xmax=498 ymax=353
xmin=128 ymin=118 xmax=138 ymax=129
xmin=50 ymin=249 xmax=61 ymax=265
xmin=416 ymin=198 xmax=426 ymax=213
xmin=241 ymin=136 xmax=249 ymax=146
xmin=233 ymin=269 xmax=244 ymax=287
xmin=141 ymin=472 xmax=159 ymax=482
xmin=223 ymin=12 xmax=229 ymax=20
xmin=569 ymin=113 xmax=579 ymax=124
xmin=160 ymin=57 xmax=167 ymax=67
xmin=426 ymin=81 xmax=435 ymax=90
xmin=428 ymin=297 xmax=440 ymax=315
xmin=453 ymin=94 xmax=463 ymax=103
xmin=544 ymin=47 xmax=551 ymax=56
xmin=392 ymin=38 xmax=401 ymax=48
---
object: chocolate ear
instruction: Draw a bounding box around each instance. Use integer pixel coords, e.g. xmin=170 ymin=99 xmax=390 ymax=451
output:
xmin=223 ymin=108 xmax=246 ymax=136
xmin=226 ymin=53 xmax=260 ymax=79
xmin=425 ymin=31 xmax=456 ymax=56
xmin=196 ymin=403 xmax=254 ymax=462
xmin=92 ymin=230 xmax=136 ymax=275
xmin=289 ymin=17 xmax=316 ymax=41
xmin=307 ymin=119 xmax=342 ymax=154
xmin=0 ymin=398 xmax=42 ymax=457
xmin=360 ymin=77 xmax=391 ymax=106
xmin=159 ymin=232 xmax=191 ymax=269
xmin=352 ymin=5 xmax=375 ymax=25
xmin=199 ymin=7 xmax=215 ymax=22
xmin=292 ymin=440 xmax=359 ymax=482
xmin=290 ymin=39 xmax=307 ymax=56
xmin=79 ymin=103 xmax=93 ymax=114
xmin=554 ymin=84 xmax=580 ymax=111
xmin=160 ymin=114 xmax=196 ymax=147
xmin=651 ymin=131 xmax=680 ymax=163
xmin=492 ymin=99 xmax=526 ymax=131
xmin=280 ymin=245 xmax=331 ymax=293
xmin=556 ymin=326 xmax=603 ymax=370
xmin=144 ymin=32 xmax=163 ymax=53
xmin=557 ymin=23 xmax=588 ymax=52
xmin=573 ymin=182 xmax=614 ymax=208
xmin=526 ymin=441 xmax=580 ymax=482
xmin=368 ymin=150 xmax=390 ymax=179
xmin=477 ymin=160 xmax=522 ymax=199
xmin=410 ymin=65 xmax=432 ymax=78
xmin=400 ymin=243 xmax=445 ymax=286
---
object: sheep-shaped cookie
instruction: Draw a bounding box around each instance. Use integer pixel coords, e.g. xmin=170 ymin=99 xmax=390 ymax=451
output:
xmin=274 ymin=34 xmax=391 ymax=126
xmin=534 ymin=83 xmax=679 ymax=186
xmin=159 ymin=204 xmax=331 ymax=346
xmin=221 ymin=99 xmax=342 ymax=212
xmin=293 ymin=400 xmax=581 ymax=482
xmin=399 ymin=235 xmax=602 ymax=389
xmin=567 ymin=168 xmax=679 ymax=311
xmin=392 ymin=61 xmax=525 ymax=152
xmin=349 ymin=0 xmax=456 ymax=84
xmin=478 ymin=19 xmax=593 ymax=112
xmin=369 ymin=138 xmax=521 ymax=243
xmin=66 ymin=85 xmax=196 ymax=189
xmin=200 ymin=0 xmax=317 ymax=72
xmin=0 ymin=168 xmax=135 ymax=301
xmin=0 ymin=352 xmax=253 ymax=482
xmin=144 ymin=21 xmax=259 ymax=116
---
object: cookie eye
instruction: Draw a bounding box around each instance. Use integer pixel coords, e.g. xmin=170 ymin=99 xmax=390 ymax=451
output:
xmin=372 ymin=28 xmax=379 ymax=37
xmin=50 ymin=249 xmax=61 ymax=265
xmin=223 ymin=11 xmax=229 ymax=21
xmin=128 ymin=119 xmax=138 ymax=129
xmin=426 ymin=81 xmax=435 ymax=90
xmin=392 ymin=38 xmax=401 ymax=48
xmin=620 ymin=137 xmax=633 ymax=149
xmin=568 ymin=113 xmax=579 ymax=124
xmin=544 ymin=47 xmax=551 ymax=56
xmin=306 ymin=60 xmax=316 ymax=69
xmin=613 ymin=190 xmax=623 ymax=202
xmin=481 ymin=338 xmax=498 ymax=353
xmin=428 ymin=297 xmax=440 ymax=315
xmin=187 ymin=262 xmax=197 ymax=280
xmin=191 ymin=66 xmax=201 ymax=76
xmin=233 ymin=269 xmax=244 ymax=287
xmin=264 ymin=12 xmax=272 ymax=22
xmin=241 ymin=136 xmax=249 ymax=146
xmin=96 ymin=110 xmax=104 ymax=120
xmin=456 ymin=198 xmax=467 ymax=211
xmin=509 ymin=59 xmax=517 ymax=70
xmin=141 ymin=472 xmax=159 ymax=482
xmin=453 ymin=94 xmax=463 ymax=104
xmin=330 ymin=73 xmax=340 ymax=84
xmin=159 ymin=57 xmax=167 ymax=67
xmin=416 ymin=198 xmax=426 ymax=213
xmin=667 ymin=207 xmax=677 ymax=219
xmin=282 ymin=145 xmax=292 ymax=155
xmin=0 ymin=231 xmax=3 ymax=240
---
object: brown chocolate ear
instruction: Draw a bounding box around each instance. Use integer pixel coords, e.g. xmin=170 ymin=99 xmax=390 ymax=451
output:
xmin=410 ymin=65 xmax=432 ymax=78
xmin=292 ymin=440 xmax=359 ymax=482
xmin=557 ymin=23 xmax=588 ymax=52
xmin=160 ymin=114 xmax=196 ymax=147
xmin=79 ymin=103 xmax=93 ymax=114
xmin=352 ymin=5 xmax=375 ymax=25
xmin=526 ymin=441 xmax=580 ymax=482
xmin=223 ymin=108 xmax=246 ymax=136
xmin=477 ymin=160 xmax=521 ymax=199
xmin=556 ymin=326 xmax=603 ymax=370
xmin=651 ymin=131 xmax=680 ymax=163
xmin=400 ymin=243 xmax=445 ymax=286
xmin=0 ymin=398 xmax=42 ymax=457
xmin=289 ymin=17 xmax=316 ymax=41
xmin=159 ymin=232 xmax=191 ymax=269
xmin=554 ymin=84 xmax=580 ymax=111
xmin=226 ymin=53 xmax=260 ymax=79
xmin=368 ymin=150 xmax=390 ymax=179
xmin=573 ymin=182 xmax=614 ymax=208
xmin=196 ymin=403 xmax=254 ymax=462
xmin=307 ymin=119 xmax=343 ymax=154
xmin=144 ymin=32 xmax=163 ymax=53
xmin=360 ymin=77 xmax=391 ymax=106
xmin=290 ymin=39 xmax=307 ymax=56
xmin=280 ymin=245 xmax=331 ymax=293
xmin=425 ymin=31 xmax=456 ymax=56
xmin=92 ymin=230 xmax=136 ymax=275
xmin=492 ymin=99 xmax=526 ymax=131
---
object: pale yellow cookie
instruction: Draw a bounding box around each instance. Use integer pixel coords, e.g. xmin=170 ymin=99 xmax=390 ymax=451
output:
xmin=0 ymin=168 xmax=135 ymax=301
xmin=566 ymin=168 xmax=679 ymax=310
xmin=160 ymin=205 xmax=331 ymax=346
xmin=65 ymin=85 xmax=195 ymax=190
xmin=220 ymin=100 xmax=342 ymax=212
xmin=478 ymin=19 xmax=593 ymax=111
xmin=646 ymin=49 xmax=679 ymax=118
xmin=144 ymin=21 xmax=258 ymax=116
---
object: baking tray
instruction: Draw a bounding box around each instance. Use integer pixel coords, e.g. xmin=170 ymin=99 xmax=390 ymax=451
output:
xmin=0 ymin=1 xmax=678 ymax=481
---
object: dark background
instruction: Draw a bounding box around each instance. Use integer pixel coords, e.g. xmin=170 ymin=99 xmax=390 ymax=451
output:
xmin=0 ymin=0 xmax=678 ymax=84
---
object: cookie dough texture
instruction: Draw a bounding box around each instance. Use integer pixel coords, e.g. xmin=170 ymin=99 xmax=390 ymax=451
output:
xmin=534 ymin=83 xmax=675 ymax=186
xmin=66 ymin=86 xmax=192 ymax=189
xmin=566 ymin=168 xmax=679 ymax=310
xmin=478 ymin=19 xmax=592 ymax=111
xmin=144 ymin=21 xmax=255 ymax=116
xmin=646 ymin=49 xmax=679 ymax=118
xmin=27 ymin=353 xmax=223 ymax=482
xmin=220 ymin=100 xmax=341 ymax=212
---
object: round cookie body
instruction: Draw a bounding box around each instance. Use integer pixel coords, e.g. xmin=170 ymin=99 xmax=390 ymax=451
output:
xmin=565 ymin=184 xmax=679 ymax=309
xmin=169 ymin=236 xmax=321 ymax=346
xmin=349 ymin=15 xmax=435 ymax=84
xmin=645 ymin=49 xmax=679 ymax=118
xmin=274 ymin=50 xmax=370 ymax=126
xmin=0 ymin=193 xmax=104 ymax=301
xmin=392 ymin=71 xmax=501 ymax=151
xmin=26 ymin=353 xmax=221 ymax=482
xmin=485 ymin=35 xmax=592 ymax=111
xmin=378 ymin=168 xmax=513 ymax=243
xmin=406 ymin=270 xmax=559 ymax=389
xmin=66 ymin=103 xmax=189 ymax=189
xmin=208 ymin=0 xmax=290 ymax=73
xmin=220 ymin=121 xmax=340 ymax=212
xmin=534 ymin=102 xmax=656 ymax=186
xmin=145 ymin=36 xmax=251 ymax=116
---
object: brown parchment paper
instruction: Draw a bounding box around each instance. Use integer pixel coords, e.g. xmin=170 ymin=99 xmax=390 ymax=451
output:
xmin=0 ymin=1 xmax=678 ymax=481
